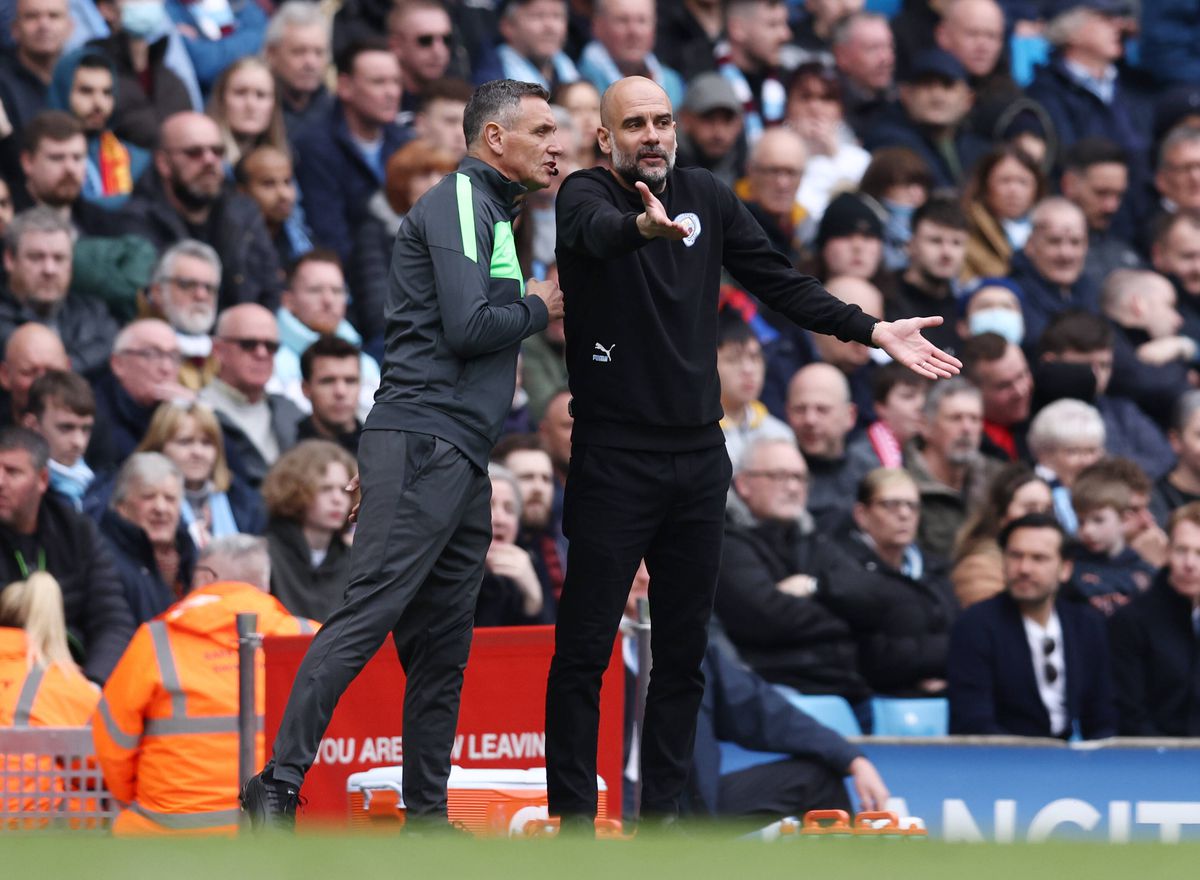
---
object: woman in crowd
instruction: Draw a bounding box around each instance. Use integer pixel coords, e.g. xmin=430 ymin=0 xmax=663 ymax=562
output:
xmin=823 ymin=469 xmax=958 ymax=700
xmin=962 ymin=145 xmax=1047 ymax=279
xmin=1 ymin=572 xmax=100 ymax=827
xmin=952 ymin=463 xmax=1055 ymax=607
xmin=475 ymin=464 xmax=552 ymax=627
xmin=785 ymin=61 xmax=871 ymax=229
xmin=261 ymin=440 xmax=356 ymax=623
xmin=135 ymin=402 xmax=265 ymax=546
xmin=551 ymin=79 xmax=603 ymax=167
xmin=207 ymin=56 xmax=289 ymax=168
xmin=0 ymin=572 xmax=99 ymax=726
xmin=348 ymin=139 xmax=459 ymax=348
xmin=100 ymin=453 xmax=197 ymax=626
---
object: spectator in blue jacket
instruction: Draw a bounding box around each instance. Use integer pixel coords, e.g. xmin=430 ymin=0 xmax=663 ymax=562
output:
xmin=293 ymin=38 xmax=410 ymax=263
xmin=577 ymin=0 xmax=684 ymax=108
xmin=166 ymin=0 xmax=267 ymax=94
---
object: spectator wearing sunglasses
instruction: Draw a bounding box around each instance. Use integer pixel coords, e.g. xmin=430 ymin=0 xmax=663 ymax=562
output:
xmin=199 ymin=304 xmax=302 ymax=490
xmin=948 ymin=512 xmax=1117 ymax=739
xmin=116 ymin=111 xmax=284 ymax=312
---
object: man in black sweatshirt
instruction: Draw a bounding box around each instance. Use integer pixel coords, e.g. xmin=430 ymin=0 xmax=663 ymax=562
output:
xmin=242 ymin=79 xmax=565 ymax=831
xmin=544 ymin=75 xmax=959 ymax=828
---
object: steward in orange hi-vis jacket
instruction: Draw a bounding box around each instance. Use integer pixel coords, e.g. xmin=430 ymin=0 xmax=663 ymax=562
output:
xmin=1 ymin=628 xmax=99 ymax=728
xmin=92 ymin=581 xmax=317 ymax=835
xmin=2 ymin=627 xmax=101 ymax=829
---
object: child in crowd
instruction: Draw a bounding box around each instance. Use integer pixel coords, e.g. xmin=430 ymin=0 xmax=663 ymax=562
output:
xmin=716 ymin=311 xmax=792 ymax=467
xmin=1068 ymin=467 xmax=1156 ymax=616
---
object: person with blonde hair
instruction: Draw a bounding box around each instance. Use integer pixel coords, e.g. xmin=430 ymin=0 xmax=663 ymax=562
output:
xmin=1 ymin=571 xmax=100 ymax=828
xmin=261 ymin=440 xmax=356 ymax=622
xmin=207 ymin=57 xmax=291 ymax=169
xmin=123 ymin=402 xmax=263 ymax=545
xmin=1 ymin=571 xmax=99 ymax=727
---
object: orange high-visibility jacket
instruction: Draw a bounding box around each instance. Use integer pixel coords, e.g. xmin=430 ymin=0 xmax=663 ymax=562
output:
xmin=1 ymin=627 xmax=101 ymax=828
xmin=92 ymin=582 xmax=317 ymax=836
xmin=1 ymin=628 xmax=99 ymax=728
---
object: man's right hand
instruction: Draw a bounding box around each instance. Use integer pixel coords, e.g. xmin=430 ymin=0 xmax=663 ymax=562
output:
xmin=635 ymin=181 xmax=688 ymax=240
xmin=528 ymin=277 xmax=565 ymax=321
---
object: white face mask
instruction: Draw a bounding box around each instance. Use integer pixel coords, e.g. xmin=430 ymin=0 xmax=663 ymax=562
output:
xmin=968 ymin=308 xmax=1025 ymax=345
xmin=120 ymin=1 xmax=167 ymax=39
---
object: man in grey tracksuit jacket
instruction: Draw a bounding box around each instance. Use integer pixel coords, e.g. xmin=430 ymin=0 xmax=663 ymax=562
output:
xmin=248 ymin=80 xmax=564 ymax=825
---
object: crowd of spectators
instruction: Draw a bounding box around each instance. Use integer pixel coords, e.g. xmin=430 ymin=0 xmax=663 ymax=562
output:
xmin=2 ymin=0 xmax=1200 ymax=829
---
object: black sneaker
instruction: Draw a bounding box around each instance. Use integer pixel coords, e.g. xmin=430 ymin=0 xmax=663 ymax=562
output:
xmin=240 ymin=770 xmax=301 ymax=832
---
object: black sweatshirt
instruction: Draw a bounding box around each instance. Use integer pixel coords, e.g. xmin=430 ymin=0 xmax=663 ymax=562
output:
xmin=555 ymin=165 xmax=879 ymax=451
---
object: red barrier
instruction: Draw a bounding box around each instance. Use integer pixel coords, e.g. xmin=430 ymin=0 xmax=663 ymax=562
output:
xmin=263 ymin=625 xmax=625 ymax=824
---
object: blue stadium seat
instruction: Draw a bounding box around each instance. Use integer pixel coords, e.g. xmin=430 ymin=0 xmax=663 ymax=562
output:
xmin=865 ymin=0 xmax=902 ymax=18
xmin=870 ymin=697 xmax=949 ymax=737
xmin=773 ymin=687 xmax=864 ymax=737
xmin=1010 ymin=33 xmax=1049 ymax=87
xmin=718 ymin=742 xmax=792 ymax=775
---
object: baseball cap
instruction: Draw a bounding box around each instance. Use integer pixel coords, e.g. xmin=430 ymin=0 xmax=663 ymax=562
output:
xmin=682 ymin=73 xmax=741 ymax=116
xmin=900 ymin=49 xmax=968 ymax=85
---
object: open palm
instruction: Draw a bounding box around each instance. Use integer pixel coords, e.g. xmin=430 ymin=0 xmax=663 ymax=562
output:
xmin=872 ymin=316 xmax=962 ymax=380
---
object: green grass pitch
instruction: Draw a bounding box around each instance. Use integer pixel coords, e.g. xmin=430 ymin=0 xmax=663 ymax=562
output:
xmin=2 ymin=833 xmax=1199 ymax=880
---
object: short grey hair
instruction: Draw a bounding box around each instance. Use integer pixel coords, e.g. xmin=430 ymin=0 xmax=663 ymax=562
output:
xmin=487 ymin=462 xmax=523 ymax=523
xmin=150 ymin=239 xmax=222 ymax=288
xmin=111 ymin=452 xmax=184 ymax=507
xmin=923 ymin=376 xmax=981 ymax=422
xmin=4 ymin=206 xmax=73 ymax=255
xmin=1044 ymin=8 xmax=1093 ymax=48
xmin=1027 ymin=399 xmax=1106 ymax=458
xmin=463 ymin=79 xmax=550 ymax=148
xmin=1159 ymin=124 xmax=1200 ymax=171
xmin=112 ymin=318 xmax=174 ymax=355
xmin=831 ymin=11 xmax=888 ymax=47
xmin=264 ymin=1 xmax=330 ymax=49
xmin=198 ymin=534 xmax=272 ymax=590
xmin=736 ymin=436 xmax=801 ymax=476
xmin=1030 ymin=195 xmax=1085 ymax=232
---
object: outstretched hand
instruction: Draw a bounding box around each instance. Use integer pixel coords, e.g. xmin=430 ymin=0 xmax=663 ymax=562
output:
xmin=634 ymin=181 xmax=687 ymax=240
xmin=871 ymin=317 xmax=962 ymax=380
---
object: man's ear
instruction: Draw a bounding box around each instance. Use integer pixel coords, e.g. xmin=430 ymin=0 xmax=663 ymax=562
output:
xmin=597 ymin=125 xmax=613 ymax=157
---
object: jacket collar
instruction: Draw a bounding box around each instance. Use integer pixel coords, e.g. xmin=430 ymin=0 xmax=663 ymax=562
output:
xmin=456 ymin=156 xmax=529 ymax=219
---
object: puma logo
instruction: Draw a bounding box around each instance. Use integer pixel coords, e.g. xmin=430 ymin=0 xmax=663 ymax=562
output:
xmin=592 ymin=342 xmax=615 ymax=363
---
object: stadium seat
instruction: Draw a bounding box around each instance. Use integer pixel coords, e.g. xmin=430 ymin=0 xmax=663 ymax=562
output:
xmin=870 ymin=697 xmax=949 ymax=737
xmin=1010 ymin=33 xmax=1049 ymax=87
xmin=865 ymin=0 xmax=902 ymax=18
xmin=773 ymin=686 xmax=864 ymax=737
xmin=718 ymin=742 xmax=792 ymax=776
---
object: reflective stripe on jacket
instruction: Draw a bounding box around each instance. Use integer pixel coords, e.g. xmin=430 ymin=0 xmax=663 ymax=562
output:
xmin=92 ymin=582 xmax=317 ymax=835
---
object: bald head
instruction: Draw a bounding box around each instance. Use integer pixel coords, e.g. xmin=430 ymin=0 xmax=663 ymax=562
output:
xmin=599 ymin=76 xmax=677 ymax=192
xmin=213 ymin=304 xmax=280 ymax=400
xmin=936 ymin=0 xmax=1005 ymax=78
xmin=748 ymin=128 xmax=807 ymax=215
xmin=160 ymin=112 xmax=221 ymax=151
xmin=0 ymin=324 xmax=69 ymax=413
xmin=156 ymin=112 xmax=225 ymax=209
xmin=813 ymin=276 xmax=882 ymax=373
xmin=786 ymin=362 xmax=857 ymax=459
xmin=1026 ymin=197 xmax=1088 ymax=288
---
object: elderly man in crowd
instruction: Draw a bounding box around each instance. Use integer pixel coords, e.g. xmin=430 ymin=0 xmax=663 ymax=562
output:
xmin=145 ymin=239 xmax=222 ymax=390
